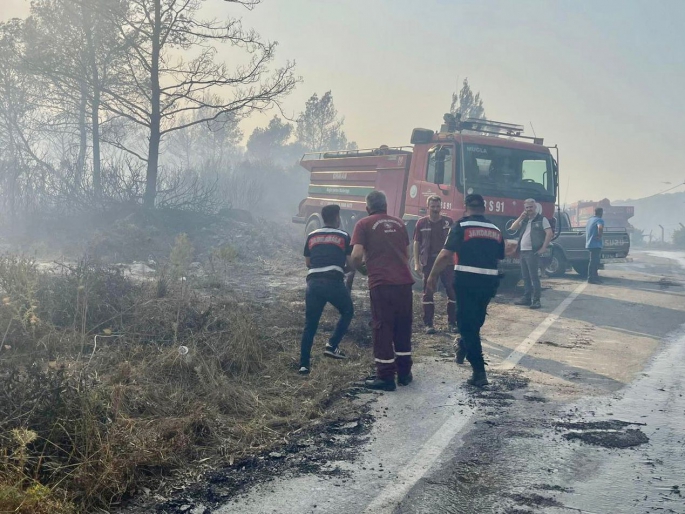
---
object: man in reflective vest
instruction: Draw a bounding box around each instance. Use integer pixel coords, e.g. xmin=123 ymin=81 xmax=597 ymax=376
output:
xmin=299 ymin=204 xmax=354 ymax=375
xmin=426 ymin=194 xmax=505 ymax=387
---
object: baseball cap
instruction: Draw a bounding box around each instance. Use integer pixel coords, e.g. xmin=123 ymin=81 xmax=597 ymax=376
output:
xmin=465 ymin=194 xmax=485 ymax=207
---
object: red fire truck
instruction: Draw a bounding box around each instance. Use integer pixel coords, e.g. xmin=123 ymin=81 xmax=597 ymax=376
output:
xmin=292 ymin=115 xmax=560 ymax=275
xmin=566 ymin=199 xmax=634 ymax=229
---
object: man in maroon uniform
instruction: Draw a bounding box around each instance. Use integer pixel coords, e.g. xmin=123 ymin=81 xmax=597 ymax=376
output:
xmin=413 ymin=195 xmax=456 ymax=334
xmin=351 ymin=191 xmax=414 ymax=391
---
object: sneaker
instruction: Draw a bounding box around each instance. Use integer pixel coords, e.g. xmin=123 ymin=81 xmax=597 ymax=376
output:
xmin=324 ymin=346 xmax=348 ymax=359
xmin=587 ymin=278 xmax=603 ymax=284
xmin=455 ymin=340 xmax=467 ymax=365
xmin=529 ymin=299 xmax=541 ymax=309
xmin=448 ymin=323 xmax=459 ymax=334
xmin=298 ymin=366 xmax=310 ymax=375
xmin=397 ymin=372 xmax=413 ymax=386
xmin=364 ymin=377 xmax=396 ymax=391
xmin=467 ymin=371 xmax=489 ymax=387
xmin=514 ymin=297 xmax=532 ymax=306
xmin=425 ymin=326 xmax=437 ymax=335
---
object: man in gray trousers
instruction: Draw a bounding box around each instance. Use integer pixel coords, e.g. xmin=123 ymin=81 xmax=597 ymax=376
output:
xmin=510 ymin=199 xmax=553 ymax=309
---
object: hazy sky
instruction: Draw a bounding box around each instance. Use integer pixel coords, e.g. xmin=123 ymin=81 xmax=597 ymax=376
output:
xmin=3 ymin=0 xmax=685 ymax=203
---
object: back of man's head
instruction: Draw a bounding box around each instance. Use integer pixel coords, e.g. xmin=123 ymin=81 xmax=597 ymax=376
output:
xmin=366 ymin=191 xmax=387 ymax=213
xmin=321 ymin=204 xmax=340 ymax=225
xmin=465 ymin=193 xmax=485 ymax=214
xmin=595 ymin=207 xmax=604 ymax=217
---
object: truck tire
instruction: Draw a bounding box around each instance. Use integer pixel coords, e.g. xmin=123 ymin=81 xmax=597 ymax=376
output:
xmin=408 ymin=253 xmax=424 ymax=287
xmin=544 ymin=248 xmax=567 ymax=277
xmin=499 ymin=271 xmax=521 ymax=290
xmin=304 ymin=216 xmax=321 ymax=237
xmin=572 ymin=262 xmax=589 ymax=278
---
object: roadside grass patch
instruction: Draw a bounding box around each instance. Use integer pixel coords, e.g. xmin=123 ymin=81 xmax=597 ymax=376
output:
xmin=0 ymin=255 xmax=371 ymax=513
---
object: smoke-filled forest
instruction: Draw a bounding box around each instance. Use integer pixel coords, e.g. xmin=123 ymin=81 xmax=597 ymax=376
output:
xmin=0 ymin=0 xmax=362 ymax=231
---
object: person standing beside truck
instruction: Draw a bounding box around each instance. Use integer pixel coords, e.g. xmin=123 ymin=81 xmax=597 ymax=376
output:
xmin=585 ymin=207 xmax=605 ymax=284
xmin=413 ymin=195 xmax=457 ymax=334
xmin=351 ymin=191 xmax=414 ymax=391
xmin=298 ymin=205 xmax=354 ymax=376
xmin=426 ymin=194 xmax=505 ymax=387
xmin=509 ymin=199 xmax=553 ymax=309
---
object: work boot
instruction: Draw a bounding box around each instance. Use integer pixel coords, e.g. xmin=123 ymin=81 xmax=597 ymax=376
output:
xmin=425 ymin=325 xmax=437 ymax=335
xmin=454 ymin=338 xmax=466 ymax=365
xmin=397 ymin=372 xmax=413 ymax=386
xmin=530 ymin=299 xmax=541 ymax=309
xmin=448 ymin=322 xmax=459 ymax=334
xmin=364 ymin=377 xmax=396 ymax=391
xmin=467 ymin=371 xmax=489 ymax=387
xmin=514 ymin=296 xmax=531 ymax=306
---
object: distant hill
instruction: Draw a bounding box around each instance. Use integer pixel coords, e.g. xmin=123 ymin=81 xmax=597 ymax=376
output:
xmin=614 ymin=191 xmax=685 ymax=242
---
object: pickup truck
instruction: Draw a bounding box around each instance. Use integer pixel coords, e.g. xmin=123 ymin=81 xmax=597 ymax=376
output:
xmin=543 ymin=212 xmax=631 ymax=277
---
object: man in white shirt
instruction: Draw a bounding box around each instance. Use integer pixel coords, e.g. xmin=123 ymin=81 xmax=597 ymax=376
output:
xmin=509 ymin=199 xmax=553 ymax=309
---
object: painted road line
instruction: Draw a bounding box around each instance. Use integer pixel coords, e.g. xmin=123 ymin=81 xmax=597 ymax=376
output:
xmin=497 ymin=282 xmax=588 ymax=370
xmin=363 ymin=282 xmax=587 ymax=514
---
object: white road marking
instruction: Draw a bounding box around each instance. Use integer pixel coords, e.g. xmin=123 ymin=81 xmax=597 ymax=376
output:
xmin=498 ymin=282 xmax=588 ymax=370
xmin=363 ymin=281 xmax=587 ymax=514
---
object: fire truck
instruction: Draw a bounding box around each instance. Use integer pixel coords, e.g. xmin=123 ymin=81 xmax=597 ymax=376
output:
xmin=292 ymin=114 xmax=560 ymax=277
xmin=566 ymin=199 xmax=634 ymax=229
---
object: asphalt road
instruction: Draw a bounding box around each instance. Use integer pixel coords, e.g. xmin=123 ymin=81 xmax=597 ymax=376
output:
xmin=216 ymin=251 xmax=685 ymax=514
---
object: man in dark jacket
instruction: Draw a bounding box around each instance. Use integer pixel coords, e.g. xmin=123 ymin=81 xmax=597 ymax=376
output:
xmin=299 ymin=205 xmax=354 ymax=375
xmin=426 ymin=194 xmax=505 ymax=387
xmin=509 ymin=198 xmax=553 ymax=309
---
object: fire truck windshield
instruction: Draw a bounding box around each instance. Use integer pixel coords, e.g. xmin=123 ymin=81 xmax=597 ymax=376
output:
xmin=460 ymin=144 xmax=555 ymax=202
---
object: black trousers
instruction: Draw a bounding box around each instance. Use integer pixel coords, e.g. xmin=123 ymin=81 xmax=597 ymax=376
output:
xmin=300 ymin=277 xmax=354 ymax=368
xmin=588 ymin=248 xmax=601 ymax=280
xmin=455 ymin=285 xmax=496 ymax=372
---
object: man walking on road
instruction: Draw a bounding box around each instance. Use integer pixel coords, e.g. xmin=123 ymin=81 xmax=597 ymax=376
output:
xmin=585 ymin=207 xmax=605 ymax=284
xmin=351 ymin=191 xmax=414 ymax=391
xmin=427 ymin=194 xmax=505 ymax=387
xmin=413 ymin=195 xmax=456 ymax=334
xmin=509 ymin=198 xmax=553 ymax=309
xmin=299 ymin=205 xmax=354 ymax=375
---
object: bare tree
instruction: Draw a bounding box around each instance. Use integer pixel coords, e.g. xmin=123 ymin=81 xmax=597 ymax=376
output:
xmin=22 ymin=0 xmax=127 ymax=197
xmin=100 ymin=0 xmax=297 ymax=208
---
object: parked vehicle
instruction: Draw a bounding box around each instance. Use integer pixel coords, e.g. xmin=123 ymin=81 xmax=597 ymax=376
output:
xmin=292 ymin=114 xmax=560 ymax=280
xmin=542 ymin=212 xmax=631 ymax=277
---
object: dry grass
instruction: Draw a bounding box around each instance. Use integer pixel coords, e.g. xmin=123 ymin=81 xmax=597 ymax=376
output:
xmin=0 ymin=255 xmax=372 ymax=513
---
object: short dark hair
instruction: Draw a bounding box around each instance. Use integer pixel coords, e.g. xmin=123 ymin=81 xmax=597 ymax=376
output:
xmin=595 ymin=207 xmax=604 ymax=217
xmin=366 ymin=190 xmax=387 ymax=213
xmin=322 ymin=204 xmax=340 ymax=224
xmin=465 ymin=193 xmax=485 ymax=208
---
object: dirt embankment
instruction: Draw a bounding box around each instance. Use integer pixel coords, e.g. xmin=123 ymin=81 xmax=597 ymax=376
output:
xmin=0 ymin=210 xmax=376 ymax=514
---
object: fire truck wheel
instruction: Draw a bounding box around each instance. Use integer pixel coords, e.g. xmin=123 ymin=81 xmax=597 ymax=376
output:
xmin=304 ymin=217 xmax=321 ymax=237
xmin=408 ymin=254 xmax=424 ymax=289
xmin=544 ymin=248 xmax=567 ymax=277
xmin=572 ymin=262 xmax=589 ymax=278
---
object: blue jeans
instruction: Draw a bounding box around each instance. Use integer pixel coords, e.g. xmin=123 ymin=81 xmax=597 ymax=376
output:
xmin=299 ymin=277 xmax=354 ymax=368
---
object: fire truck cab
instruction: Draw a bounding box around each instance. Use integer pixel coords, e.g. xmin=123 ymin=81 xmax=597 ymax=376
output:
xmin=293 ymin=115 xmax=559 ymax=271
